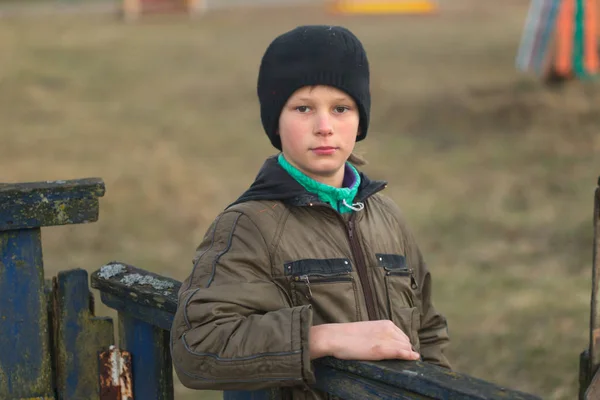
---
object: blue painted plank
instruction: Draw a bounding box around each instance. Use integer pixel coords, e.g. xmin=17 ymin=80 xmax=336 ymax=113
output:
xmin=314 ymin=358 xmax=542 ymax=400
xmin=0 ymin=178 xmax=105 ymax=231
xmin=91 ymin=261 xmax=179 ymax=315
xmin=53 ymin=269 xmax=114 ymax=400
xmin=314 ymin=364 xmax=420 ymax=400
xmin=0 ymin=228 xmax=54 ymax=398
xmin=91 ymin=261 xmax=179 ymax=330
xmin=223 ymin=389 xmax=282 ymax=400
xmin=118 ymin=314 xmax=174 ymax=400
xmin=100 ymin=291 xmax=174 ymax=331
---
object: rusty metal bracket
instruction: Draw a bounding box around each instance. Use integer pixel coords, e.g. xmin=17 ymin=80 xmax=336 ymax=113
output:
xmin=99 ymin=346 xmax=133 ymax=400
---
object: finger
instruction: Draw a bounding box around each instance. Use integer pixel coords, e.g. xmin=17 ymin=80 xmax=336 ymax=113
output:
xmin=369 ymin=340 xmax=415 ymax=360
xmin=394 ymin=348 xmax=421 ymax=361
xmin=390 ymin=338 xmax=415 ymax=354
xmin=389 ymin=338 xmax=420 ymax=360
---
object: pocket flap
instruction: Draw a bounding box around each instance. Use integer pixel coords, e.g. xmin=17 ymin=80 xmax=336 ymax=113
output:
xmin=376 ymin=253 xmax=407 ymax=270
xmin=284 ymin=258 xmax=352 ymax=277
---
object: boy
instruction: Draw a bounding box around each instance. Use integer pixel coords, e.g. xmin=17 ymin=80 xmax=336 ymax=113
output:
xmin=171 ymin=25 xmax=450 ymax=399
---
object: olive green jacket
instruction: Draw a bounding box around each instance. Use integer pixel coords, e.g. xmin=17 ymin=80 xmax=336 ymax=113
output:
xmin=171 ymin=156 xmax=450 ymax=399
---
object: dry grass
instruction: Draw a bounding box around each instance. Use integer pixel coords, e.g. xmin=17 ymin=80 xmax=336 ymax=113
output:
xmin=1 ymin=1 xmax=599 ymax=398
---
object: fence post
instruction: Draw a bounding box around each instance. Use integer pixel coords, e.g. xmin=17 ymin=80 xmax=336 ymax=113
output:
xmin=118 ymin=314 xmax=174 ymax=399
xmin=580 ymin=176 xmax=600 ymax=399
xmin=53 ymin=268 xmax=114 ymax=399
xmin=91 ymin=261 xmax=176 ymax=399
xmin=0 ymin=178 xmax=105 ymax=399
xmin=0 ymin=227 xmax=54 ymax=398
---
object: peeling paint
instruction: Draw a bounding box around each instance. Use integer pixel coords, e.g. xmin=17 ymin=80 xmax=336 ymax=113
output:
xmin=98 ymin=264 xmax=127 ymax=280
xmin=99 ymin=345 xmax=133 ymax=400
xmin=120 ymin=274 xmax=174 ymax=290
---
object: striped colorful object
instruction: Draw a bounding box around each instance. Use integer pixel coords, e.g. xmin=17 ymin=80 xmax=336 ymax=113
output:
xmin=516 ymin=0 xmax=600 ymax=79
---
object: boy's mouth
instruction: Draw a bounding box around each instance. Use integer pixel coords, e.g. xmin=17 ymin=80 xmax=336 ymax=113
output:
xmin=311 ymin=146 xmax=338 ymax=155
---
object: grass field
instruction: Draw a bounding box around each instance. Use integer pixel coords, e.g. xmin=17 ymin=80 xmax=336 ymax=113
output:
xmin=1 ymin=1 xmax=599 ymax=398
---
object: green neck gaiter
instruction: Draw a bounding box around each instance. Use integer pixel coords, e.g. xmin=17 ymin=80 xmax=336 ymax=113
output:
xmin=277 ymin=153 xmax=362 ymax=214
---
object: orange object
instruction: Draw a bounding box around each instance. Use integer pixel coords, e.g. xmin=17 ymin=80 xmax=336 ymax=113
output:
xmin=555 ymin=0 xmax=575 ymax=76
xmin=330 ymin=0 xmax=437 ymax=15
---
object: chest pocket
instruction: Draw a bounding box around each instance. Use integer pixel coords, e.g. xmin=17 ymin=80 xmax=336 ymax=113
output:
xmin=377 ymin=253 xmax=421 ymax=350
xmin=284 ymin=258 xmax=361 ymax=326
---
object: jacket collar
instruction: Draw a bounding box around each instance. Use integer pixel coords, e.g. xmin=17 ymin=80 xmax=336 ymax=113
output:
xmin=227 ymin=155 xmax=387 ymax=209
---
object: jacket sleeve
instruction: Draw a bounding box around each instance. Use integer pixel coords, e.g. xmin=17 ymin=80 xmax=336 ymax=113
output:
xmin=170 ymin=210 xmax=315 ymax=391
xmin=392 ymin=204 xmax=451 ymax=369
xmin=410 ymin=243 xmax=451 ymax=369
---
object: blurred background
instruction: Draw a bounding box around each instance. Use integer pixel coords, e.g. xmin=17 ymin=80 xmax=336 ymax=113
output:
xmin=1 ymin=0 xmax=598 ymax=399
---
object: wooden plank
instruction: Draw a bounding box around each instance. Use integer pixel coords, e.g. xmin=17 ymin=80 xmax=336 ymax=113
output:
xmin=314 ymin=358 xmax=542 ymax=400
xmin=580 ymin=350 xmax=591 ymax=399
xmin=0 ymin=228 xmax=54 ymax=398
xmin=222 ymin=389 xmax=282 ymax=400
xmin=100 ymin=291 xmax=174 ymax=331
xmin=585 ymin=364 xmax=600 ymax=399
xmin=52 ymin=269 xmax=114 ymax=400
xmin=0 ymin=178 xmax=105 ymax=231
xmin=590 ymin=177 xmax=600 ymax=372
xmin=91 ymin=261 xmax=180 ymax=322
xmin=118 ymin=314 xmax=174 ymax=400
xmin=314 ymin=363 xmax=428 ymax=399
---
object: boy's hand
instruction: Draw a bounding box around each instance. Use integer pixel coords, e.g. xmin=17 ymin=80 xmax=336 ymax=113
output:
xmin=310 ymin=320 xmax=420 ymax=361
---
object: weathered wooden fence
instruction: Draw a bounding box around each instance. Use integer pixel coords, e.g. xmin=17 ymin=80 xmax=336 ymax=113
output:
xmin=0 ymin=176 xmax=598 ymax=399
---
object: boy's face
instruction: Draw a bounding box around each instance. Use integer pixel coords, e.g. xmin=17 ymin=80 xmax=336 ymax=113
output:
xmin=278 ymin=85 xmax=360 ymax=187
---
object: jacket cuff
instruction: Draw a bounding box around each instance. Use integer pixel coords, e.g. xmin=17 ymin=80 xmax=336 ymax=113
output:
xmin=298 ymin=305 xmax=316 ymax=384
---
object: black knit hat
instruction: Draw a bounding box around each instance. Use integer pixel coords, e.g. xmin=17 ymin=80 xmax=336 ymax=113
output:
xmin=257 ymin=25 xmax=371 ymax=150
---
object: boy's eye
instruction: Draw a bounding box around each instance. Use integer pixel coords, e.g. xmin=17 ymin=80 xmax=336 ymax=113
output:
xmin=334 ymin=106 xmax=350 ymax=113
xmin=295 ymin=106 xmax=310 ymax=113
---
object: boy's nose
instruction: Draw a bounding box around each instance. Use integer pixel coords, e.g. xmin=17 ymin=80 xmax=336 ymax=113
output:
xmin=315 ymin=113 xmax=333 ymax=135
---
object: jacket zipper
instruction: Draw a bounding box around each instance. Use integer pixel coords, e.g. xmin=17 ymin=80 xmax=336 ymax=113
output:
xmin=294 ymin=272 xmax=352 ymax=300
xmin=348 ymin=213 xmax=377 ymax=321
xmin=303 ymin=182 xmax=387 ymax=322
xmin=385 ymin=267 xmax=419 ymax=290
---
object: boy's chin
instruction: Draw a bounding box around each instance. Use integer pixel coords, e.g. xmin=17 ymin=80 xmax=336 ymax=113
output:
xmin=308 ymin=162 xmax=345 ymax=177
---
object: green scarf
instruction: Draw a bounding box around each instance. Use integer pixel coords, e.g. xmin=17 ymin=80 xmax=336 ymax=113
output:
xmin=277 ymin=153 xmax=361 ymax=214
